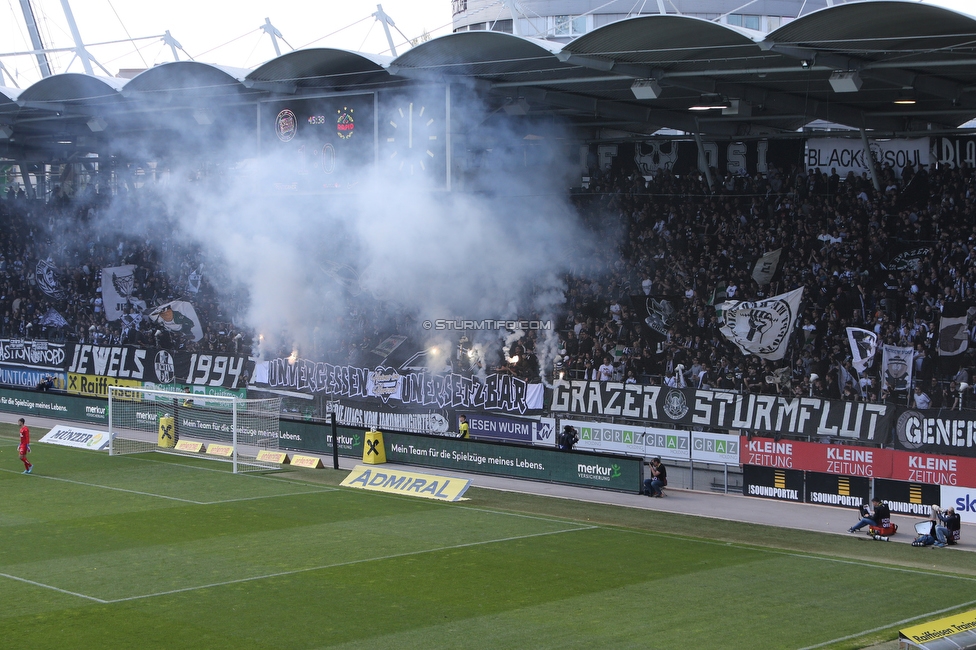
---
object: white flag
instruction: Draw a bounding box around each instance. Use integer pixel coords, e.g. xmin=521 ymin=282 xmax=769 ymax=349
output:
xmin=846 ymin=327 xmax=878 ymax=373
xmin=101 ymin=265 xmax=137 ymax=321
xmin=148 ymin=301 xmax=203 ymax=341
xmin=751 ymin=248 xmax=782 ymax=285
xmin=718 ymin=287 xmax=803 ymax=360
xmin=881 ymin=344 xmax=914 ymax=392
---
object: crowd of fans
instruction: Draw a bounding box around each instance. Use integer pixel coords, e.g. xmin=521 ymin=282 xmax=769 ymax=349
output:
xmin=556 ymin=157 xmax=976 ymax=408
xmin=3 ymin=152 xmax=976 ymax=410
xmin=0 ymin=187 xmax=252 ymax=355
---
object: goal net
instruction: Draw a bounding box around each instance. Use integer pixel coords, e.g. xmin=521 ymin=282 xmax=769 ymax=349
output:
xmin=108 ymin=386 xmax=282 ymax=473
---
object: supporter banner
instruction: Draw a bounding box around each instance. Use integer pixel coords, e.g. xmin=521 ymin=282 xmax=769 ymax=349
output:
xmin=259 ymin=358 xmax=543 ymax=414
xmin=718 ymin=288 xmax=803 ymax=361
xmin=740 ymin=436 xmax=892 ymax=477
xmin=464 ymin=413 xmax=535 ymax=443
xmin=932 ymin=135 xmax=976 ymax=169
xmin=62 ymin=345 xmax=252 ymax=389
xmin=101 ymin=264 xmax=139 ymax=321
xmin=0 ymin=339 xmax=67 ymax=369
xmin=938 ymin=303 xmax=973 ymax=357
xmin=36 ymin=258 xmax=68 ymax=300
xmin=626 ymin=139 xmax=803 ymax=177
xmin=67 ymin=373 xmax=143 ymax=399
xmin=804 ymin=472 xmax=870 ymax=509
xmin=148 ymin=300 xmax=203 ymax=342
xmin=891 ymin=407 xmax=976 ymax=458
xmin=873 ymin=478 xmax=939 ymax=516
xmin=0 ymin=364 xmax=66 ymax=391
xmin=882 ymin=345 xmax=913 ymax=392
xmin=940 ymin=485 xmax=976 ymax=524
xmin=846 ymin=327 xmax=877 ymax=373
xmin=550 ymin=381 xmax=894 ymax=441
xmin=805 ymin=137 xmax=929 ymax=178
xmin=331 ymin=402 xmax=452 ymax=436
xmin=383 ymin=431 xmax=642 ymax=492
xmin=881 ymin=243 xmax=930 ymax=272
xmin=742 ymin=465 xmax=804 ymax=502
xmin=889 ymin=449 xmax=976 ymax=488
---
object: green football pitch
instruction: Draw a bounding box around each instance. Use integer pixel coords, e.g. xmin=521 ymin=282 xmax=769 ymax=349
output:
xmin=2 ymin=423 xmax=976 ymax=650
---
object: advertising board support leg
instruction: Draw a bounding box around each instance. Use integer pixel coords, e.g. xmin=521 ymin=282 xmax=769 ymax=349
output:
xmin=330 ymin=413 xmax=339 ymax=470
xmin=724 ymin=464 xmax=729 ymax=494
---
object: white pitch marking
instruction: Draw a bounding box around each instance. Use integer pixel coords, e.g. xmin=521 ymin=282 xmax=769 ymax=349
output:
xmin=0 ymin=572 xmax=108 ymax=603
xmin=798 ymin=598 xmax=976 ymax=650
xmin=106 ymin=525 xmax=597 ymax=603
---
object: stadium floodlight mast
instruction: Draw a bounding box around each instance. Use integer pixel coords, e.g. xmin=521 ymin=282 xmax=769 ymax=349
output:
xmin=108 ymin=385 xmax=281 ymax=473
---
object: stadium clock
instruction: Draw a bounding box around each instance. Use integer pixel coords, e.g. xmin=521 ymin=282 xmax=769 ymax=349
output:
xmin=386 ymin=102 xmax=437 ymax=175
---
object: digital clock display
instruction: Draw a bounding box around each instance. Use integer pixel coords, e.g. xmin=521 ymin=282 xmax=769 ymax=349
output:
xmin=307 ymin=115 xmax=326 ymax=125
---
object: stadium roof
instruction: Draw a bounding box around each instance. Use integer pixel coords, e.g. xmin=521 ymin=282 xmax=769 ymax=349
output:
xmin=1 ymin=0 xmax=974 ymax=158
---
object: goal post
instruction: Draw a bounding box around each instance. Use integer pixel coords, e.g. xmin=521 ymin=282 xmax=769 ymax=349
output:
xmin=108 ymin=385 xmax=282 ymax=473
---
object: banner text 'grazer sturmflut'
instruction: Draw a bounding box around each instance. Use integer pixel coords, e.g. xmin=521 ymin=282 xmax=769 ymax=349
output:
xmin=550 ymin=382 xmax=893 ymax=441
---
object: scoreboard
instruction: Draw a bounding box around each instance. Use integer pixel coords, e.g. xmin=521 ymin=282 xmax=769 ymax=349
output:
xmin=260 ymin=86 xmax=450 ymax=192
xmin=260 ymin=93 xmax=376 ymax=192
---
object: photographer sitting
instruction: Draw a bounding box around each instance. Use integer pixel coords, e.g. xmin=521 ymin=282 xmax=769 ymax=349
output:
xmin=933 ymin=505 xmax=961 ymax=547
xmin=642 ymin=457 xmax=668 ymax=498
xmin=849 ymin=497 xmax=890 ymax=534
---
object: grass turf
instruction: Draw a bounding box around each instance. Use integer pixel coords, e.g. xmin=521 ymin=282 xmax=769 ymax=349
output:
xmin=2 ymin=423 xmax=975 ymax=649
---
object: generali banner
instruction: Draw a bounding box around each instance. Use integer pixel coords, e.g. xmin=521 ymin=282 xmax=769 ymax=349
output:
xmin=891 ymin=407 xmax=976 ymax=458
xmin=550 ymin=381 xmax=894 ymax=441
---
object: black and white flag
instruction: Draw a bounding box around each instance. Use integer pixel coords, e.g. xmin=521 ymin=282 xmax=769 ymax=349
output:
xmin=38 ymin=308 xmax=69 ymax=328
xmin=751 ymin=248 xmax=782 ymax=285
xmin=939 ymin=303 xmax=974 ymax=357
xmin=718 ymin=287 xmax=803 ymax=360
xmin=36 ymin=258 xmax=67 ymax=300
xmin=882 ymin=344 xmax=914 ymax=392
xmin=846 ymin=327 xmax=878 ymax=373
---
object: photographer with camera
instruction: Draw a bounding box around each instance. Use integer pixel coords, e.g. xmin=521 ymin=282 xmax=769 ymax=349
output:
xmin=558 ymin=425 xmax=579 ymax=451
xmin=848 ymin=497 xmax=890 ymax=534
xmin=642 ymin=457 xmax=668 ymax=498
xmin=932 ymin=505 xmax=961 ymax=547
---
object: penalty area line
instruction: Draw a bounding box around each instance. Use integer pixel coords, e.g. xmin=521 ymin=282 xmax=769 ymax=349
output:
xmin=0 ymin=468 xmax=204 ymax=504
xmin=798 ymin=598 xmax=976 ymax=650
xmin=106 ymin=525 xmax=598 ymax=603
xmin=0 ymin=572 xmax=108 ymax=604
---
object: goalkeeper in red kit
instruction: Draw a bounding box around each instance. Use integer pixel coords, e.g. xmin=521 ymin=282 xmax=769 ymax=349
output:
xmin=18 ymin=417 xmax=32 ymax=474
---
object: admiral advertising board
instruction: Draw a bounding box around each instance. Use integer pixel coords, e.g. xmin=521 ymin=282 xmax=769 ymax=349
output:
xmin=550 ymin=381 xmax=893 ymax=441
xmin=742 ymin=465 xmax=804 ymax=502
xmin=804 ymin=471 xmax=870 ymax=509
xmin=873 ymin=478 xmax=940 ymax=516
